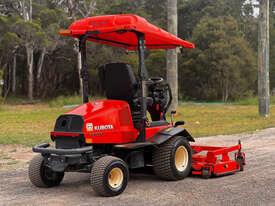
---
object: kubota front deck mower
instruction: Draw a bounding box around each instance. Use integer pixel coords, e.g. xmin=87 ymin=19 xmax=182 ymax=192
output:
xmin=28 ymin=14 xmax=245 ymax=196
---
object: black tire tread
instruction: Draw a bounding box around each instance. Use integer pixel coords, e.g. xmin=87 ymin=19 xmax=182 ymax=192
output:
xmin=28 ymin=155 xmax=64 ymax=187
xmin=28 ymin=155 xmax=48 ymax=187
xmin=90 ymin=156 xmax=126 ymax=197
xmin=152 ymin=136 xmax=191 ymax=180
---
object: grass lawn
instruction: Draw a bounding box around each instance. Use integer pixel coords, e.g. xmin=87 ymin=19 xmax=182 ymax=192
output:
xmin=0 ymin=102 xmax=275 ymax=146
xmin=0 ymin=105 xmax=67 ymax=146
xmin=177 ymin=103 xmax=275 ymax=137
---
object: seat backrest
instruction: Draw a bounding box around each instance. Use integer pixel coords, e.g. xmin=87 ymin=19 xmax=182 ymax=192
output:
xmin=98 ymin=63 xmax=138 ymax=102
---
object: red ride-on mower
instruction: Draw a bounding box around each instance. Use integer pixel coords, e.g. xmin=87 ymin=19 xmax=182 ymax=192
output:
xmin=28 ymin=14 xmax=245 ymax=196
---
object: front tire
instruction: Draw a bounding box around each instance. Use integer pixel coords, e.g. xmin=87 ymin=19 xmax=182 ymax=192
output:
xmin=153 ymin=136 xmax=192 ymax=180
xmin=90 ymin=156 xmax=129 ymax=197
xmin=28 ymin=155 xmax=64 ymax=187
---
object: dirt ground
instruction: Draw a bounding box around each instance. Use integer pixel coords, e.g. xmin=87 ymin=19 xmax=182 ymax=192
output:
xmin=0 ymin=128 xmax=275 ymax=206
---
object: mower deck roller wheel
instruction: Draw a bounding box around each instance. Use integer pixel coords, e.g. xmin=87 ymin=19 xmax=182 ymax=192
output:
xmin=90 ymin=156 xmax=129 ymax=197
xmin=153 ymin=136 xmax=192 ymax=180
xmin=28 ymin=155 xmax=64 ymax=187
xmin=202 ymin=168 xmax=212 ymax=179
xmin=236 ymin=156 xmax=245 ymax=171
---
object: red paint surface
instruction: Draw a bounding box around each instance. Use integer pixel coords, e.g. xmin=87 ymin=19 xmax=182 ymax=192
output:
xmin=60 ymin=14 xmax=195 ymax=50
xmin=61 ymin=100 xmax=169 ymax=144
xmin=191 ymin=143 xmax=245 ymax=176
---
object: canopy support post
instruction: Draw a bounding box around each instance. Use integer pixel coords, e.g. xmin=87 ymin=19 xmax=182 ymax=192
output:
xmin=136 ymin=33 xmax=148 ymax=142
xmin=79 ymin=36 xmax=89 ymax=103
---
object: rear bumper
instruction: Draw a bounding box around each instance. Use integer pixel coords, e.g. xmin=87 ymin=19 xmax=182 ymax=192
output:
xmin=33 ymin=143 xmax=93 ymax=155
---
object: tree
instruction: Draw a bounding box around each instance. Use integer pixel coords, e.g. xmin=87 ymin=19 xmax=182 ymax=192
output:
xmin=180 ymin=16 xmax=257 ymax=101
xmin=178 ymin=0 xmax=254 ymax=40
xmin=12 ymin=18 xmax=46 ymax=100
xmin=0 ymin=30 xmax=21 ymax=99
xmin=0 ymin=0 xmax=263 ymax=102
xmin=1 ymin=0 xmax=36 ymax=100
xmin=35 ymin=7 xmax=68 ymax=95
xmin=0 ymin=15 xmax=23 ymax=98
xmin=52 ymin=0 xmax=97 ymax=96
xmin=166 ymin=0 xmax=178 ymax=111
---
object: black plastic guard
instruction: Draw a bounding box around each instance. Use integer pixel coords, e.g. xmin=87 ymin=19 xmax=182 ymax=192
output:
xmin=33 ymin=143 xmax=93 ymax=155
xmin=148 ymin=127 xmax=195 ymax=145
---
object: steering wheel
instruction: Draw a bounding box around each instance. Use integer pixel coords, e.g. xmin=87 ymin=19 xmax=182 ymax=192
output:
xmin=148 ymin=77 xmax=164 ymax=84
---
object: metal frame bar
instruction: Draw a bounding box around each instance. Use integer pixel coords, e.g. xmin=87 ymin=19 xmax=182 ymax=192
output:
xmin=33 ymin=143 xmax=93 ymax=155
xmin=136 ymin=32 xmax=148 ymax=142
xmin=79 ymin=31 xmax=149 ymax=142
xmin=79 ymin=35 xmax=89 ymax=103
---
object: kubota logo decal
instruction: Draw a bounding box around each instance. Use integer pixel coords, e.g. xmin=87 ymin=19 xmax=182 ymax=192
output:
xmin=86 ymin=123 xmax=113 ymax=131
xmin=86 ymin=123 xmax=93 ymax=131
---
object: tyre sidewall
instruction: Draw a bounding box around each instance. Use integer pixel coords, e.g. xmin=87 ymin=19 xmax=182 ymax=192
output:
xmin=102 ymin=160 xmax=129 ymax=196
xmin=171 ymin=138 xmax=192 ymax=179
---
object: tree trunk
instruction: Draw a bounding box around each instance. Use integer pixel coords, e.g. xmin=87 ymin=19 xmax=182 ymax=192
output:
xmin=12 ymin=53 xmax=16 ymax=94
xmin=2 ymin=63 xmax=11 ymax=101
xmin=37 ymin=47 xmax=46 ymax=82
xmin=26 ymin=43 xmax=34 ymax=101
xmin=74 ymin=40 xmax=83 ymax=96
xmin=2 ymin=64 xmax=8 ymax=98
xmin=21 ymin=0 xmax=34 ymax=101
xmin=222 ymin=78 xmax=229 ymax=102
xmin=166 ymin=0 xmax=178 ymax=111
xmin=36 ymin=47 xmax=46 ymax=97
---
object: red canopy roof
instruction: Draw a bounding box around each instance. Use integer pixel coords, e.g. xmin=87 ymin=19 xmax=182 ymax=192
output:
xmin=60 ymin=14 xmax=195 ymax=50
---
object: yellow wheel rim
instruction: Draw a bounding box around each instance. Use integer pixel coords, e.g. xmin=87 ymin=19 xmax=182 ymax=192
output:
xmin=108 ymin=167 xmax=124 ymax=189
xmin=175 ymin=146 xmax=188 ymax=172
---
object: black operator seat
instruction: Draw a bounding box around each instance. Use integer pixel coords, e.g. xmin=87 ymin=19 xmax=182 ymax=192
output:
xmin=98 ymin=62 xmax=167 ymax=128
xmin=98 ymin=62 xmax=138 ymax=103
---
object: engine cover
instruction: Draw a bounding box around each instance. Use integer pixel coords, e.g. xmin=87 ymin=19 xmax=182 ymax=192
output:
xmin=63 ymin=100 xmax=139 ymax=144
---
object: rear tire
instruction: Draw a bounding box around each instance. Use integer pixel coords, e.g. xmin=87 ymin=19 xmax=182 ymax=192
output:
xmin=153 ymin=136 xmax=192 ymax=180
xmin=28 ymin=155 xmax=64 ymax=187
xmin=90 ymin=156 xmax=129 ymax=197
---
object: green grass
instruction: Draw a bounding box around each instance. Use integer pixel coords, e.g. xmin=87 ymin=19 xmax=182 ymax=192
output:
xmin=176 ymin=103 xmax=275 ymax=137
xmin=0 ymin=105 xmax=67 ymax=146
xmin=1 ymin=100 xmax=275 ymax=146
xmin=232 ymin=96 xmax=275 ymax=105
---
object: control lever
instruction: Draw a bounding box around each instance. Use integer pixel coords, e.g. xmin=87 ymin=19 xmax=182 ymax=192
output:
xmin=170 ymin=110 xmax=176 ymax=126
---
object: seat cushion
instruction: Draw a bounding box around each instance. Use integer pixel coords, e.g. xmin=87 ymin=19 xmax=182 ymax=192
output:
xmin=98 ymin=62 xmax=138 ymax=102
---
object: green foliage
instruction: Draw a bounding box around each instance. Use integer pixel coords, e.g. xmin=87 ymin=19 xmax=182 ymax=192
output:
xmin=146 ymin=50 xmax=166 ymax=77
xmin=12 ymin=19 xmax=47 ymax=47
xmin=0 ymin=32 xmax=21 ymax=59
xmin=0 ymin=0 xmax=271 ymax=102
xmin=37 ymin=8 xmax=60 ymax=28
xmin=180 ymin=16 xmax=257 ymax=101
